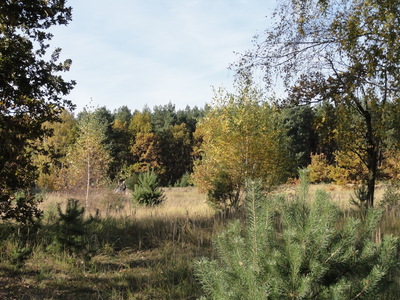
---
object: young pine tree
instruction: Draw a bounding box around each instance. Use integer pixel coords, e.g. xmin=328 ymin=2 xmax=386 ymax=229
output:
xmin=195 ymin=173 xmax=399 ymax=299
xmin=55 ymin=199 xmax=88 ymax=256
xmin=132 ymin=169 xmax=165 ymax=206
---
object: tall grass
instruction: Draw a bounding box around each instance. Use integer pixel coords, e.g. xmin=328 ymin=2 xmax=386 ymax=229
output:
xmin=0 ymin=187 xmax=225 ymax=299
xmin=0 ymin=184 xmax=399 ymax=299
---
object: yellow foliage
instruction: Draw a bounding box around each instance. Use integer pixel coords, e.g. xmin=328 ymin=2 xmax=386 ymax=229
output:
xmin=308 ymin=153 xmax=331 ymax=183
xmin=130 ymin=132 xmax=164 ymax=174
xmin=329 ymin=150 xmax=368 ymax=185
xmin=192 ymin=85 xmax=288 ymax=205
xmin=381 ymin=149 xmax=400 ymax=180
xmin=308 ymin=151 xmax=369 ymax=185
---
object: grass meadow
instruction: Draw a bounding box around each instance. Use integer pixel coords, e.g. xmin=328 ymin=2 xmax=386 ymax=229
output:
xmin=1 ymin=183 xmax=400 ymax=299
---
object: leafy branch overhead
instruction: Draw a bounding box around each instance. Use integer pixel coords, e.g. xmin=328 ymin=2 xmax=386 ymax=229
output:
xmin=237 ymin=0 xmax=400 ymax=207
xmin=0 ymin=0 xmax=75 ymax=222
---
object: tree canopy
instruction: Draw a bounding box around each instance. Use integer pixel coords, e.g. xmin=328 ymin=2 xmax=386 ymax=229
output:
xmin=237 ymin=0 xmax=400 ymax=207
xmin=0 ymin=0 xmax=75 ymax=222
xmin=193 ymin=82 xmax=288 ymax=210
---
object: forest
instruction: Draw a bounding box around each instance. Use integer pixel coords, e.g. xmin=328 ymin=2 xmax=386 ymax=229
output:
xmin=2 ymin=0 xmax=400 ymax=299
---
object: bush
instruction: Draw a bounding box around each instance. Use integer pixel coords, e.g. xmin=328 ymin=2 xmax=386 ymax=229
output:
xmin=308 ymin=153 xmax=331 ymax=183
xmin=329 ymin=150 xmax=368 ymax=185
xmin=195 ymin=173 xmax=399 ymax=299
xmin=206 ymin=170 xmax=239 ymax=212
xmin=174 ymin=172 xmax=193 ymax=187
xmin=125 ymin=173 xmax=139 ymax=191
xmin=132 ymin=170 xmax=165 ymax=206
xmin=380 ymin=181 xmax=400 ymax=212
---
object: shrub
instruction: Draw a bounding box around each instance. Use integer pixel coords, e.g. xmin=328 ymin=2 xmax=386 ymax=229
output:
xmin=349 ymin=182 xmax=369 ymax=210
xmin=125 ymin=173 xmax=139 ymax=191
xmin=174 ymin=172 xmax=193 ymax=187
xmin=380 ymin=181 xmax=400 ymax=213
xmin=382 ymin=150 xmax=400 ymax=180
xmin=206 ymin=169 xmax=240 ymax=212
xmin=308 ymin=153 xmax=331 ymax=183
xmin=196 ymin=173 xmax=399 ymax=299
xmin=329 ymin=150 xmax=368 ymax=185
xmin=132 ymin=169 xmax=165 ymax=206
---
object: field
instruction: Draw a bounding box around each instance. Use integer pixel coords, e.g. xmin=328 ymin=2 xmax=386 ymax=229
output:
xmin=0 ymin=183 xmax=399 ymax=299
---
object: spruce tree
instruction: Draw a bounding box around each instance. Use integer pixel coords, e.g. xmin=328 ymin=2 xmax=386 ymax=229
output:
xmin=195 ymin=173 xmax=399 ymax=299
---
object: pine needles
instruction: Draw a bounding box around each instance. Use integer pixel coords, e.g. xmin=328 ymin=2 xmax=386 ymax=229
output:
xmin=195 ymin=174 xmax=399 ymax=299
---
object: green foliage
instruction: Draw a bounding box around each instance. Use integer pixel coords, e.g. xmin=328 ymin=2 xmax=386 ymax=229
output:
xmin=10 ymin=243 xmax=32 ymax=270
xmin=0 ymin=0 xmax=75 ymax=222
xmin=62 ymin=107 xmax=112 ymax=206
xmin=281 ymin=105 xmax=317 ymax=176
xmin=159 ymin=123 xmax=193 ymax=186
xmin=125 ymin=173 xmax=139 ymax=191
xmin=174 ymin=172 xmax=193 ymax=187
xmin=196 ymin=175 xmax=399 ymax=299
xmin=206 ymin=170 xmax=239 ymax=211
xmin=0 ymin=192 xmax=43 ymax=225
xmin=350 ymin=183 xmax=369 ymax=210
xmin=132 ymin=170 xmax=165 ymax=206
xmin=380 ymin=181 xmax=400 ymax=213
xmin=55 ymin=198 xmax=92 ymax=257
xmin=193 ymin=80 xmax=288 ymax=211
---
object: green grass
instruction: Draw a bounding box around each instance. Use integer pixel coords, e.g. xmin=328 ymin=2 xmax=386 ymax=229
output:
xmin=1 ymin=184 xmax=400 ymax=299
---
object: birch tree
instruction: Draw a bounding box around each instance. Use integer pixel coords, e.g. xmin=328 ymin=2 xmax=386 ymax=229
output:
xmin=65 ymin=108 xmax=111 ymax=207
xmin=238 ymin=0 xmax=400 ymax=207
xmin=193 ymin=83 xmax=288 ymax=210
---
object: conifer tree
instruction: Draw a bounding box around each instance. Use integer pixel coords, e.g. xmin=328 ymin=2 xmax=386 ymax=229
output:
xmin=196 ymin=173 xmax=399 ymax=299
xmin=132 ymin=169 xmax=165 ymax=206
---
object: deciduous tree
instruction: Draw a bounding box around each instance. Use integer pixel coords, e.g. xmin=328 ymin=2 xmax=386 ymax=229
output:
xmin=238 ymin=0 xmax=400 ymax=207
xmin=64 ymin=108 xmax=111 ymax=207
xmin=193 ymin=82 xmax=288 ymax=210
xmin=0 ymin=0 xmax=75 ymax=222
xmin=33 ymin=109 xmax=77 ymax=190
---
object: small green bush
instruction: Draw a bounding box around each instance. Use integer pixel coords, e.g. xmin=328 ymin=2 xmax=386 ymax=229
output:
xmin=206 ymin=170 xmax=239 ymax=211
xmin=380 ymin=181 xmax=400 ymax=212
xmin=125 ymin=173 xmax=139 ymax=191
xmin=174 ymin=172 xmax=193 ymax=187
xmin=132 ymin=170 xmax=165 ymax=206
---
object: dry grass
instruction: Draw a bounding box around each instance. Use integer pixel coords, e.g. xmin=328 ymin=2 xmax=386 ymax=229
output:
xmin=41 ymin=187 xmax=212 ymax=220
xmin=2 ymin=183 xmax=400 ymax=299
xmin=274 ymin=182 xmax=387 ymax=210
xmin=3 ymin=187 xmax=219 ymax=299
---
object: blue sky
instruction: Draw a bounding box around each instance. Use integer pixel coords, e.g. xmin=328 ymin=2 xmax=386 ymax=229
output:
xmin=51 ymin=0 xmax=275 ymax=112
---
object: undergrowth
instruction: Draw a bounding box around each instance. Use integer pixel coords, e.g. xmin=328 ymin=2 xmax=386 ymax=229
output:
xmin=0 ymin=185 xmax=400 ymax=299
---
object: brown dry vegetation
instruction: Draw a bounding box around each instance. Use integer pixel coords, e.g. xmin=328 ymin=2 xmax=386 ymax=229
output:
xmin=1 ymin=184 xmax=400 ymax=299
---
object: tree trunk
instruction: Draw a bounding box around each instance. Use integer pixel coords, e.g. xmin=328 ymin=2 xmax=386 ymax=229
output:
xmin=364 ymin=108 xmax=379 ymax=208
xmin=86 ymin=152 xmax=90 ymax=208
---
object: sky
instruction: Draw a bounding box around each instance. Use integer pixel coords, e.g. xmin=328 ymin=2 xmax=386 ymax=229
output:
xmin=51 ymin=0 xmax=276 ymax=112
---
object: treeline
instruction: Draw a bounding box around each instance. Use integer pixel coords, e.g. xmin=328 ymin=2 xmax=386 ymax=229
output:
xmin=35 ymin=83 xmax=400 ymax=198
xmin=34 ymin=103 xmax=206 ymax=191
xmin=191 ymin=82 xmax=400 ymax=210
